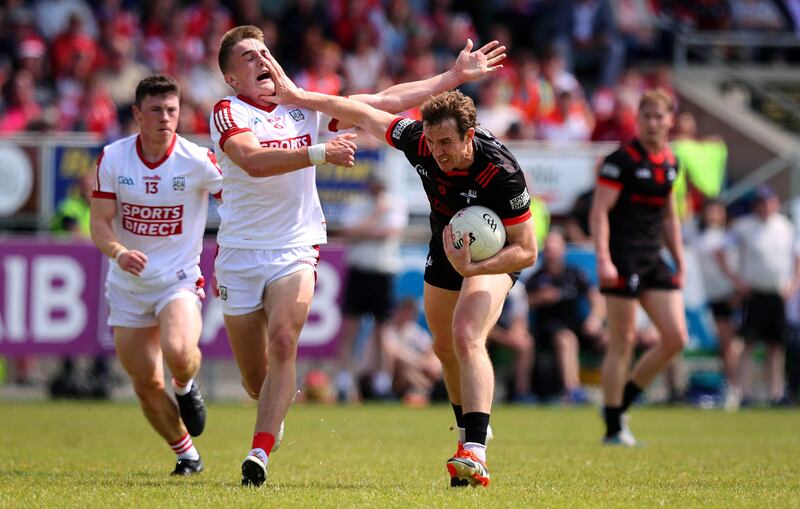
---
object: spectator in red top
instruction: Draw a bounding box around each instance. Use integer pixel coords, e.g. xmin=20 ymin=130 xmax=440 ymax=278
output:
xmin=591 ymin=89 xmax=637 ymax=142
xmin=82 ymin=76 xmax=119 ymax=137
xmin=538 ymin=89 xmax=595 ymax=142
xmin=184 ymin=0 xmax=234 ymax=38
xmin=51 ymin=13 xmax=97 ymax=79
xmin=295 ymin=41 xmax=343 ymax=96
xmin=510 ymin=51 xmax=544 ymax=124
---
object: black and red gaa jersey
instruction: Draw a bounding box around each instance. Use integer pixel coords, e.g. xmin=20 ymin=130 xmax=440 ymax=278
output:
xmin=385 ymin=117 xmax=532 ymax=246
xmin=597 ymin=139 xmax=680 ymax=249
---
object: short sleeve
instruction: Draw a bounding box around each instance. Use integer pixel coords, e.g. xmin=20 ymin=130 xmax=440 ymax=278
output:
xmin=485 ymin=165 xmax=532 ymax=226
xmin=596 ymin=155 xmax=625 ymax=190
xmin=91 ymin=148 xmax=116 ymax=200
xmin=385 ymin=117 xmax=423 ymax=152
xmin=203 ymin=149 xmax=223 ymax=199
xmin=210 ymin=99 xmax=251 ymax=152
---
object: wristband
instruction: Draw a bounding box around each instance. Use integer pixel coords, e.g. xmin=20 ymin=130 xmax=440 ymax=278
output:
xmin=308 ymin=144 xmax=327 ymax=166
xmin=113 ymin=248 xmax=128 ymax=262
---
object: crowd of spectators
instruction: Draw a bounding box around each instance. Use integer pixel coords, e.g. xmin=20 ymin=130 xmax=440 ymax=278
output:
xmin=2 ymin=0 xmax=798 ymax=141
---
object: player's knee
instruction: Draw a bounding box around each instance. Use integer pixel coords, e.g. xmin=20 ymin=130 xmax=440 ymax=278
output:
xmin=452 ymin=322 xmax=483 ymax=357
xmin=608 ymin=331 xmax=637 ymax=354
xmin=432 ymin=340 xmax=457 ymax=365
xmin=268 ymin=330 xmax=299 ymax=364
xmin=663 ymin=329 xmax=688 ymax=356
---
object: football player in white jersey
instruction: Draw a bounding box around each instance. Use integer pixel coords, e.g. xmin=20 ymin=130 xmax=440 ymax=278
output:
xmin=90 ymin=75 xmax=222 ymax=476
xmin=211 ymin=25 xmax=507 ymax=487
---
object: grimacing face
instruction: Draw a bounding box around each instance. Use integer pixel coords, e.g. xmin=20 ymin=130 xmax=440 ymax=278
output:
xmin=423 ymin=118 xmax=475 ymax=172
xmin=637 ymin=100 xmax=673 ymax=147
xmin=226 ymin=38 xmax=275 ymax=100
xmin=133 ymin=93 xmax=179 ymax=143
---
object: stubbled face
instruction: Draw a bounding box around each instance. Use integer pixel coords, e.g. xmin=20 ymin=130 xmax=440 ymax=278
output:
xmin=226 ymin=38 xmax=274 ymax=100
xmin=133 ymin=93 xmax=179 ymax=143
xmin=637 ymin=100 xmax=673 ymax=147
xmin=423 ymin=118 xmax=474 ymax=172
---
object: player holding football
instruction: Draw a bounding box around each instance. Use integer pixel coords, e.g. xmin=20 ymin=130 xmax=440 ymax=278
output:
xmin=210 ymin=25 xmax=509 ymax=487
xmin=590 ymin=89 xmax=688 ymax=446
xmin=261 ymin=53 xmax=537 ymax=488
xmin=90 ymin=75 xmax=222 ymax=475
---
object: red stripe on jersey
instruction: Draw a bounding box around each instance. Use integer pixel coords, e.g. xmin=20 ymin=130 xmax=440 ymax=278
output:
xmin=630 ymin=194 xmax=667 ymax=206
xmin=92 ymin=190 xmax=116 ymax=200
xmin=212 ymin=190 xmax=222 ymax=200
xmin=417 ymin=135 xmax=425 ymax=156
xmin=502 ymin=209 xmax=531 ymax=226
xmin=219 ymin=127 xmax=251 ymax=152
xmin=207 ymin=150 xmax=222 ymax=174
xmin=624 ymin=144 xmax=642 ymax=163
xmin=385 ymin=117 xmax=402 ymax=147
xmin=213 ymin=100 xmax=234 ymax=131
xmin=94 ymin=151 xmax=104 ymax=192
xmin=477 ymin=163 xmax=499 ymax=188
xmin=476 ymin=163 xmax=494 ymax=185
xmin=597 ymin=177 xmax=623 ymax=190
xmin=136 ymin=134 xmax=176 ymax=170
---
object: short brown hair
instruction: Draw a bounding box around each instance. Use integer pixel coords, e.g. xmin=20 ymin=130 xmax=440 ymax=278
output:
xmin=218 ymin=25 xmax=264 ymax=74
xmin=420 ymin=90 xmax=477 ymax=139
xmin=639 ymin=88 xmax=675 ymax=113
xmin=134 ymin=75 xmax=179 ymax=107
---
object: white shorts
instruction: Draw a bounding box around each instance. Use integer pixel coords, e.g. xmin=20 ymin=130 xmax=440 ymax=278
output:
xmin=214 ymin=245 xmax=319 ymax=316
xmin=106 ymin=273 xmax=204 ymax=328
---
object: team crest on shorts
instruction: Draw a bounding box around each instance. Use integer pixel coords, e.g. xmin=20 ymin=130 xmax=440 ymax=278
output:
xmin=173 ymin=176 xmax=185 ymax=191
xmin=288 ymin=109 xmax=305 ymax=122
xmin=218 ymin=285 xmax=228 ymax=301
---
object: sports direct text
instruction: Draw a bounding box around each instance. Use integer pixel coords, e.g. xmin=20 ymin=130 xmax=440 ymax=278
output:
xmin=121 ymin=202 xmax=183 ymax=236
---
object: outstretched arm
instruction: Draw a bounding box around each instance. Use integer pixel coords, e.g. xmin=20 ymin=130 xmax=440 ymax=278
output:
xmin=264 ymin=53 xmax=397 ymax=142
xmin=349 ymin=39 xmax=506 ymax=114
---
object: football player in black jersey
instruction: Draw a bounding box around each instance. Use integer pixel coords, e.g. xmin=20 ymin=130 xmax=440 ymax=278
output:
xmin=262 ymin=52 xmax=537 ymax=487
xmin=590 ymin=89 xmax=689 ymax=446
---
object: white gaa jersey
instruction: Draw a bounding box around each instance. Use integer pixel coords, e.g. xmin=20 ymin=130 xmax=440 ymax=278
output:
xmin=93 ymin=133 xmax=223 ymax=289
xmin=210 ymin=94 xmax=334 ymax=249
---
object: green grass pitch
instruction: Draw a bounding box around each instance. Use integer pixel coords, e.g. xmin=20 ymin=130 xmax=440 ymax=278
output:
xmin=1 ymin=401 xmax=798 ymax=508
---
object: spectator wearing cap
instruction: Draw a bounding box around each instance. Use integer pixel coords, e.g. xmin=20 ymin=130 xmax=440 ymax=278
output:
xmin=717 ymin=186 xmax=800 ymax=406
xmin=16 ymin=38 xmax=53 ymax=107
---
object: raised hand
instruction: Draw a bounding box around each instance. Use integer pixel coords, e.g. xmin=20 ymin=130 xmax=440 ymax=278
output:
xmin=118 ymin=250 xmax=148 ymax=276
xmin=261 ymin=52 xmax=302 ymax=105
xmin=325 ymin=133 xmax=357 ymax=167
xmin=452 ymin=38 xmax=507 ymax=83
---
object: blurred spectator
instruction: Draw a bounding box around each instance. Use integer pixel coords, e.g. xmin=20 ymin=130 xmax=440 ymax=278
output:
xmin=50 ymin=12 xmax=97 ymax=79
xmin=383 ymin=298 xmax=442 ymax=407
xmin=96 ymin=36 xmax=151 ymax=110
xmin=15 ymin=38 xmax=52 ymax=106
xmin=590 ymin=89 xmax=637 ymax=142
xmin=718 ymin=187 xmax=800 ymax=405
xmin=279 ymin=0 xmax=331 ymax=73
xmin=510 ymin=50 xmax=544 ymax=126
xmin=35 ymin=0 xmax=98 ymax=41
xmin=0 ymin=69 xmax=44 ymax=133
xmin=538 ymin=89 xmax=595 ymax=142
xmin=694 ymin=200 xmax=743 ymax=409
xmin=488 ymin=283 xmax=535 ymax=403
xmin=526 ymin=230 xmax=606 ymax=404
xmin=780 ymin=0 xmax=800 ymax=36
xmin=611 ymin=0 xmax=660 ymax=61
xmin=184 ymin=41 xmax=230 ymax=114
xmin=295 ymin=40 xmax=343 ymax=96
xmin=671 ymin=111 xmax=728 ymax=221
xmin=342 ymin=28 xmax=385 ymax=94
xmin=82 ymin=76 xmax=119 ymax=137
xmin=333 ymin=171 xmax=409 ymax=402
xmin=476 ymin=79 xmax=524 ymax=139
xmin=552 ymin=0 xmax=625 ymax=88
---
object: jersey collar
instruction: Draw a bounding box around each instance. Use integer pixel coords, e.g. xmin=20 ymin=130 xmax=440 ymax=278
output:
xmin=136 ymin=133 xmax=177 ymax=170
xmin=237 ymin=94 xmax=278 ymax=113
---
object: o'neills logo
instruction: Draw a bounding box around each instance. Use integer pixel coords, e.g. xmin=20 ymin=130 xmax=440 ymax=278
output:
xmin=121 ymin=202 xmax=183 ymax=236
xmin=260 ymin=134 xmax=312 ymax=149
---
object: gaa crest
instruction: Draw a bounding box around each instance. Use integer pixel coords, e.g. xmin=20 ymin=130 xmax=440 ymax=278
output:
xmin=173 ymin=176 xmax=185 ymax=191
xmin=288 ymin=109 xmax=305 ymax=122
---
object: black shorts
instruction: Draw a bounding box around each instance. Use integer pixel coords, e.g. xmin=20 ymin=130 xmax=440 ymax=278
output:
xmin=709 ymin=298 xmax=736 ymax=319
xmin=423 ymin=240 xmax=519 ymax=291
xmin=342 ymin=268 xmax=394 ymax=322
xmin=600 ymin=246 xmax=679 ymax=298
xmin=740 ymin=291 xmax=786 ymax=344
